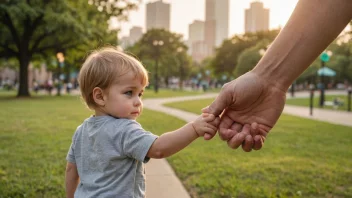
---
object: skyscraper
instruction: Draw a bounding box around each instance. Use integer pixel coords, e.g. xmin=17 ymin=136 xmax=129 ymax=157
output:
xmin=188 ymin=20 xmax=208 ymax=62
xmin=204 ymin=0 xmax=229 ymax=52
xmin=245 ymin=1 xmax=269 ymax=33
xmin=119 ymin=26 xmax=143 ymax=49
xmin=188 ymin=20 xmax=205 ymax=54
xmin=146 ymin=0 xmax=170 ymax=31
xmin=129 ymin=26 xmax=143 ymax=44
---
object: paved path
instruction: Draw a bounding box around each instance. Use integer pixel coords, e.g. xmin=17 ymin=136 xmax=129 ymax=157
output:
xmin=143 ymin=91 xmax=351 ymax=198
xmin=143 ymin=94 xmax=218 ymax=198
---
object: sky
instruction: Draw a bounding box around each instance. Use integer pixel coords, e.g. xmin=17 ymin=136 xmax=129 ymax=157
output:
xmin=114 ymin=0 xmax=300 ymax=39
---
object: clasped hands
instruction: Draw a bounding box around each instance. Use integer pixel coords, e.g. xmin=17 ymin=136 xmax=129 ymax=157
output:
xmin=199 ymin=71 xmax=287 ymax=152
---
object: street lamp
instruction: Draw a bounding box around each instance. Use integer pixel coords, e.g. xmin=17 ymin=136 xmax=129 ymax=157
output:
xmin=153 ymin=40 xmax=164 ymax=93
xmin=176 ymin=47 xmax=185 ymax=90
xmin=348 ymin=86 xmax=352 ymax=112
xmin=319 ymin=50 xmax=332 ymax=107
xmin=56 ymin=52 xmax=65 ymax=96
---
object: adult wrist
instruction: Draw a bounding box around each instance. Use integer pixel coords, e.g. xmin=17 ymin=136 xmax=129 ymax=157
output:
xmin=251 ymin=65 xmax=290 ymax=93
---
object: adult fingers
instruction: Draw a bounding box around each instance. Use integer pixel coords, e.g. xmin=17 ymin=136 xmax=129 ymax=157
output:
xmin=218 ymin=113 xmax=236 ymax=141
xmin=231 ymin=122 xmax=243 ymax=133
xmin=204 ymin=83 xmax=234 ymax=117
xmin=252 ymin=135 xmax=263 ymax=150
xmin=242 ymin=135 xmax=254 ymax=152
xmin=241 ymin=124 xmax=254 ymax=152
xmin=227 ymin=132 xmax=246 ymax=149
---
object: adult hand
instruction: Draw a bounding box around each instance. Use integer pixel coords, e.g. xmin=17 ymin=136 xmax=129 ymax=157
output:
xmin=203 ymin=71 xmax=286 ymax=152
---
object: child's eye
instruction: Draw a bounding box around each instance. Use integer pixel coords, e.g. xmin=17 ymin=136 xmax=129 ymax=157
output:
xmin=124 ymin=91 xmax=133 ymax=96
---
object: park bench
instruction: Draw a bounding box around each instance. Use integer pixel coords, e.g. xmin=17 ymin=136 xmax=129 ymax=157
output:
xmin=324 ymin=99 xmax=344 ymax=110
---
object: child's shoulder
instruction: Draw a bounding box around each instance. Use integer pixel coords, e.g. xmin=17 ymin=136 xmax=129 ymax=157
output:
xmin=111 ymin=118 xmax=142 ymax=128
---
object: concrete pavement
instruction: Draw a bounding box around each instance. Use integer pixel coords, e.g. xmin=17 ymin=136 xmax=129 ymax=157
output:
xmin=143 ymin=94 xmax=218 ymax=198
xmin=143 ymin=91 xmax=351 ymax=198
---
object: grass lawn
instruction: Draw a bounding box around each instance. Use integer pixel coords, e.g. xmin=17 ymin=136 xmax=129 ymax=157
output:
xmin=0 ymin=88 xmax=204 ymax=99
xmin=165 ymin=98 xmax=352 ymax=197
xmin=0 ymin=94 xmax=186 ymax=197
xmin=1 ymin=93 xmax=352 ymax=197
xmin=286 ymin=95 xmax=350 ymax=111
xmin=143 ymin=88 xmax=204 ymax=98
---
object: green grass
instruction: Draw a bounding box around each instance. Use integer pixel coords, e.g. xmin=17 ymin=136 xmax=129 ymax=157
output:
xmin=0 ymin=88 xmax=204 ymax=99
xmin=0 ymin=94 xmax=186 ymax=197
xmin=143 ymin=88 xmax=204 ymax=98
xmin=165 ymin=98 xmax=352 ymax=197
xmin=1 ymin=94 xmax=352 ymax=197
xmin=286 ymin=95 xmax=350 ymax=111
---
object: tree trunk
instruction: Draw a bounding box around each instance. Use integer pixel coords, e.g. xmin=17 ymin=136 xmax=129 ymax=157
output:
xmin=17 ymin=54 xmax=31 ymax=97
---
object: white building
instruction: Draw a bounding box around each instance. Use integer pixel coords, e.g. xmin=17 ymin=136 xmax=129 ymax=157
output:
xmin=204 ymin=0 xmax=229 ymax=53
xmin=188 ymin=20 xmax=205 ymax=55
xmin=245 ymin=1 xmax=270 ymax=33
xmin=146 ymin=0 xmax=170 ymax=31
xmin=129 ymin=26 xmax=143 ymax=44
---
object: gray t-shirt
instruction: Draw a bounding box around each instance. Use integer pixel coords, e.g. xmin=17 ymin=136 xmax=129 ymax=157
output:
xmin=66 ymin=115 xmax=158 ymax=198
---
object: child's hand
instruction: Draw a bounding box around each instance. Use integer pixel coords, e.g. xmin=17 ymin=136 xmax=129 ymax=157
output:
xmin=192 ymin=113 xmax=219 ymax=138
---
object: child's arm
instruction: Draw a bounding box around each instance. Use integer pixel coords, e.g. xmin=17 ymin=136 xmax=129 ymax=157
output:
xmin=65 ymin=162 xmax=79 ymax=198
xmin=147 ymin=114 xmax=219 ymax=159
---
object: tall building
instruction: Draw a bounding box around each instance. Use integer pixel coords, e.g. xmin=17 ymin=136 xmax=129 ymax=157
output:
xmin=204 ymin=0 xmax=229 ymax=52
xmin=119 ymin=26 xmax=143 ymax=49
xmin=188 ymin=20 xmax=209 ymax=62
xmin=188 ymin=20 xmax=205 ymax=54
xmin=146 ymin=0 xmax=170 ymax=31
xmin=245 ymin=1 xmax=269 ymax=33
xmin=120 ymin=36 xmax=132 ymax=49
xmin=129 ymin=26 xmax=143 ymax=44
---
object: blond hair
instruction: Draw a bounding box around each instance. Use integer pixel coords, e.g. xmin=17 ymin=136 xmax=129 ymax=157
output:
xmin=78 ymin=47 xmax=148 ymax=109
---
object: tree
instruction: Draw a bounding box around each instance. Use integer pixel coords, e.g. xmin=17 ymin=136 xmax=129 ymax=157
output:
xmin=235 ymin=40 xmax=270 ymax=77
xmin=210 ymin=30 xmax=280 ymax=77
xmin=328 ymin=39 xmax=352 ymax=83
xmin=0 ymin=0 xmax=139 ymax=97
xmin=129 ymin=29 xmax=188 ymax=92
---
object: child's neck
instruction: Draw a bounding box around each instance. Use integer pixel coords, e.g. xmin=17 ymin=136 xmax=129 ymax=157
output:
xmin=94 ymin=109 xmax=108 ymax=117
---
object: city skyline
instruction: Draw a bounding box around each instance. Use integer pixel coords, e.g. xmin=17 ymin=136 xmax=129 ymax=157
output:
xmin=115 ymin=0 xmax=299 ymax=39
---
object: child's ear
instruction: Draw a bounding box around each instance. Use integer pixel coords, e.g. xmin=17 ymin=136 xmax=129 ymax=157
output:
xmin=92 ymin=87 xmax=106 ymax=107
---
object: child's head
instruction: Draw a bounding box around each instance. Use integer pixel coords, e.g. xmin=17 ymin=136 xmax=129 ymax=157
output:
xmin=78 ymin=47 xmax=148 ymax=119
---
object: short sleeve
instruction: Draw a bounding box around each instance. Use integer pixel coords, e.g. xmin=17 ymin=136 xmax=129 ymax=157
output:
xmin=66 ymin=130 xmax=78 ymax=164
xmin=120 ymin=120 xmax=158 ymax=163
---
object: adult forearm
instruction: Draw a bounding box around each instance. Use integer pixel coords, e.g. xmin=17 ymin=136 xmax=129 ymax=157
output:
xmin=252 ymin=0 xmax=352 ymax=91
xmin=148 ymin=123 xmax=198 ymax=158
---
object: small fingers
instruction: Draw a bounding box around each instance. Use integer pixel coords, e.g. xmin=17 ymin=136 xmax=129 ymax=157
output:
xmin=202 ymin=113 xmax=215 ymax=122
xmin=201 ymin=106 xmax=210 ymax=113
xmin=203 ymin=133 xmax=214 ymax=140
xmin=202 ymin=127 xmax=217 ymax=137
xmin=206 ymin=123 xmax=217 ymax=131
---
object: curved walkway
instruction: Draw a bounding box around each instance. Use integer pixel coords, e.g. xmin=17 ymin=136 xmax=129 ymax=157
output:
xmin=143 ymin=92 xmax=351 ymax=198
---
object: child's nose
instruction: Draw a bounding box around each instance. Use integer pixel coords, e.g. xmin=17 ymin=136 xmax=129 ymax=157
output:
xmin=134 ymin=97 xmax=142 ymax=106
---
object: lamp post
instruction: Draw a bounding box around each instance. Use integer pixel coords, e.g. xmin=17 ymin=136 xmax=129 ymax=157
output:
xmin=177 ymin=47 xmax=185 ymax=90
xmin=348 ymin=86 xmax=352 ymax=112
xmin=153 ymin=40 xmax=164 ymax=93
xmin=56 ymin=52 xmax=65 ymax=96
xmin=309 ymin=83 xmax=315 ymax=115
xmin=319 ymin=51 xmax=332 ymax=107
